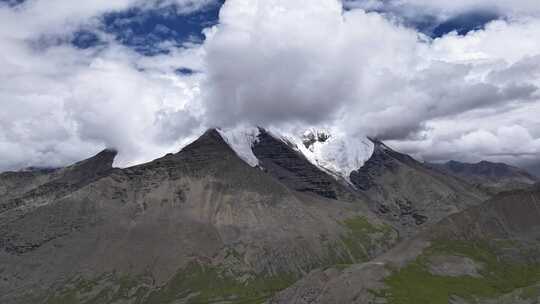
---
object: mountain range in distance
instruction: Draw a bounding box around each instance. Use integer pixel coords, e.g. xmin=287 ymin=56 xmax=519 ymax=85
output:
xmin=428 ymin=160 xmax=538 ymax=194
xmin=0 ymin=127 xmax=539 ymax=304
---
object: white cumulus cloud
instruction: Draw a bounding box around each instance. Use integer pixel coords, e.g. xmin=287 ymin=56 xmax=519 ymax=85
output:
xmin=0 ymin=0 xmax=540 ymax=174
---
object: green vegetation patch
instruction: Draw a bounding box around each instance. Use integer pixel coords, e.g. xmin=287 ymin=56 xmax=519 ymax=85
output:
xmin=46 ymin=273 xmax=151 ymax=304
xmin=45 ymin=262 xmax=296 ymax=304
xmin=375 ymin=240 xmax=540 ymax=304
xmin=146 ymin=262 xmax=295 ymax=304
xmin=340 ymin=216 xmax=395 ymax=263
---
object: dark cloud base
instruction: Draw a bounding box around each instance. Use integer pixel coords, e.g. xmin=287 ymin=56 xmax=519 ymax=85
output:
xmin=343 ymin=0 xmax=501 ymax=38
xmin=430 ymin=10 xmax=500 ymax=37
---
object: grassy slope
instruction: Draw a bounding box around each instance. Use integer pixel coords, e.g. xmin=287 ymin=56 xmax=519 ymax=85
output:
xmin=375 ymin=240 xmax=540 ymax=304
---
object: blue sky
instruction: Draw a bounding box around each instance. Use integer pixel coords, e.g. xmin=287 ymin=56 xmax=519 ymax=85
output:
xmin=58 ymin=0 xmax=502 ymax=56
xmin=97 ymin=1 xmax=224 ymax=55
xmin=56 ymin=1 xmax=224 ymax=56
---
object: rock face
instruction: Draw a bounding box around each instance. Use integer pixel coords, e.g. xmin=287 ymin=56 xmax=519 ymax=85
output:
xmin=429 ymin=160 xmax=538 ymax=194
xmin=0 ymin=129 xmax=397 ymax=304
xmin=270 ymin=185 xmax=540 ymax=304
xmin=350 ymin=138 xmax=488 ymax=237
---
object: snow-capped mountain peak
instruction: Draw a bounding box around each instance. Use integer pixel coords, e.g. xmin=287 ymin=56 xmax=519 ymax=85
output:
xmin=215 ymin=126 xmax=375 ymax=182
xmin=285 ymin=129 xmax=374 ymax=182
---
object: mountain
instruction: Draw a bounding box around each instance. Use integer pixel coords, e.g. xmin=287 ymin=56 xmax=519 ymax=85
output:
xmin=0 ymin=149 xmax=117 ymax=217
xmin=529 ymin=163 xmax=540 ymax=178
xmin=217 ymin=129 xmax=488 ymax=236
xmin=350 ymin=138 xmax=488 ymax=236
xmin=270 ymin=184 xmax=540 ymax=304
xmin=0 ymin=129 xmax=397 ymax=304
xmin=0 ymin=127 xmax=500 ymax=304
xmin=428 ymin=160 xmax=538 ymax=194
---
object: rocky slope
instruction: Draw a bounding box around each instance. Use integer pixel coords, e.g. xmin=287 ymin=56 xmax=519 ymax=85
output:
xmin=0 ymin=149 xmax=117 ymax=218
xmin=350 ymin=138 xmax=488 ymax=236
xmin=221 ymin=129 xmax=488 ymax=237
xmin=0 ymin=128 xmax=508 ymax=304
xmin=429 ymin=160 xmax=538 ymax=194
xmin=0 ymin=129 xmax=397 ymax=304
xmin=270 ymin=184 xmax=540 ymax=304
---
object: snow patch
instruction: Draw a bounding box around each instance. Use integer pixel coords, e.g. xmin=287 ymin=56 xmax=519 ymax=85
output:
xmin=281 ymin=129 xmax=374 ymax=182
xmin=217 ymin=127 xmax=261 ymax=167
xmin=215 ymin=126 xmax=374 ymax=179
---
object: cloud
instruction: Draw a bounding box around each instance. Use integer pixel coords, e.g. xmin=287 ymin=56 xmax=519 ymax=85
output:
xmin=201 ymin=0 xmax=539 ymax=135
xmin=394 ymin=0 xmax=540 ymax=16
xmin=344 ymin=0 xmax=540 ymax=17
xmin=0 ymin=0 xmax=209 ymax=170
xmin=0 ymin=0 xmax=540 ymax=173
xmin=197 ymin=0 xmax=540 ymax=170
xmin=387 ymin=101 xmax=540 ymax=167
xmin=0 ymin=42 xmax=204 ymax=169
xmin=202 ymin=0 xmax=420 ymax=128
xmin=343 ymin=0 xmax=539 ymax=38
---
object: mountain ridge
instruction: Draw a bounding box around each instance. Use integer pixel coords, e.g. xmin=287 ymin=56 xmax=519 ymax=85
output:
xmin=428 ymin=159 xmax=538 ymax=194
xmin=0 ymin=128 xmax=397 ymax=304
xmin=350 ymin=137 xmax=488 ymax=236
xmin=0 ymin=127 xmax=534 ymax=304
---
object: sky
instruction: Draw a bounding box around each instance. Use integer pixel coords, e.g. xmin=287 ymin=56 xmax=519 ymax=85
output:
xmin=0 ymin=0 xmax=539 ymax=176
